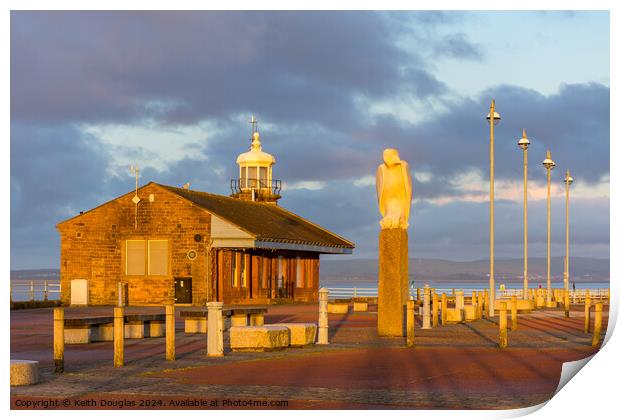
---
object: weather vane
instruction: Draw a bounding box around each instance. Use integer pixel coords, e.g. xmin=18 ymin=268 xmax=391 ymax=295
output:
xmin=130 ymin=165 xmax=140 ymax=228
xmin=249 ymin=114 xmax=258 ymax=135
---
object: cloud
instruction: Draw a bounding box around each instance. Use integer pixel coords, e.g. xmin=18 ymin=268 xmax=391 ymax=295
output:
xmin=433 ymin=33 xmax=483 ymax=61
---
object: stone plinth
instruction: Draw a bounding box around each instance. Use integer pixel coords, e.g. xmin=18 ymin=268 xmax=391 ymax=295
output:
xmin=230 ymin=326 xmax=290 ymax=351
xmin=464 ymin=305 xmax=477 ymax=321
xmin=378 ymin=228 xmax=408 ymax=337
xmin=272 ymin=323 xmax=317 ymax=346
xmin=10 ymin=360 xmax=39 ymax=386
xmin=185 ymin=318 xmax=207 ymax=333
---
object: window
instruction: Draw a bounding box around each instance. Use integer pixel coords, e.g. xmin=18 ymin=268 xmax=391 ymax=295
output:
xmin=296 ymin=257 xmax=303 ymax=288
xmin=126 ymin=240 xmax=146 ymax=275
xmin=277 ymin=256 xmax=284 ymax=288
xmin=261 ymin=257 xmax=269 ymax=289
xmin=231 ymin=252 xmax=238 ymax=287
xmin=240 ymin=254 xmax=247 ymax=288
xmin=259 ymin=167 xmax=268 ymax=184
xmin=126 ymin=239 xmax=168 ymax=276
xmin=148 ymin=240 xmax=169 ymax=276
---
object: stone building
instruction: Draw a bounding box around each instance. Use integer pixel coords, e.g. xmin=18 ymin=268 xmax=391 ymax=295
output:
xmin=56 ymin=122 xmax=354 ymax=306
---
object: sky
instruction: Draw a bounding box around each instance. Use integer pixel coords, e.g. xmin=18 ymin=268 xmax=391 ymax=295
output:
xmin=9 ymin=10 xmax=610 ymax=269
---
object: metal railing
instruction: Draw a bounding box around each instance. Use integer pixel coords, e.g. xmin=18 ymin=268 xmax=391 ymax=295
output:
xmin=324 ymin=286 xmax=610 ymax=302
xmin=230 ymin=178 xmax=282 ymax=196
xmin=10 ymin=280 xmax=61 ymax=302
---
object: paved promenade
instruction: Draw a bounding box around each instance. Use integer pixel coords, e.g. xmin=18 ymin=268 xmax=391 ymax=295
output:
xmin=10 ymin=304 xmax=607 ymax=409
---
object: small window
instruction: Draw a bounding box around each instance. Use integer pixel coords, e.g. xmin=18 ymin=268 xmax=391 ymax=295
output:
xmin=126 ymin=240 xmax=146 ymax=275
xmin=259 ymin=167 xmax=268 ymax=185
xmin=248 ymin=166 xmax=257 ymax=180
xmin=296 ymin=257 xmax=303 ymax=288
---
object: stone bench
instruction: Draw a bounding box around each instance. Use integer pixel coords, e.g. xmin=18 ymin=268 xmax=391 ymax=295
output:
xmin=180 ymin=306 xmax=267 ymax=334
xmin=271 ymin=323 xmax=317 ymax=347
xmin=10 ymin=360 xmax=39 ymax=386
xmin=327 ymin=302 xmax=349 ymax=314
xmin=444 ymin=308 xmax=463 ymax=324
xmin=64 ymin=314 xmax=165 ymax=344
xmin=229 ymin=325 xmax=290 ymax=351
xmin=353 ymin=301 xmax=368 ymax=312
xmin=464 ymin=305 xmax=478 ymax=321
xmin=496 ymin=299 xmax=535 ymax=312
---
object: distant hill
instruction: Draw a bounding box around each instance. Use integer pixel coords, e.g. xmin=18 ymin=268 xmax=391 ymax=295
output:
xmin=321 ymin=257 xmax=609 ymax=283
xmin=11 ymin=256 xmax=609 ymax=283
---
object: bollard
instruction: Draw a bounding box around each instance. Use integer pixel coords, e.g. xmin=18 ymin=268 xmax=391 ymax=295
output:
xmin=511 ymin=295 xmax=518 ymax=330
xmin=207 ymin=301 xmax=224 ymax=356
xmin=165 ymin=304 xmax=175 ymax=361
xmin=441 ymin=293 xmax=447 ymax=325
xmin=432 ymin=293 xmax=439 ymax=327
xmin=471 ymin=292 xmax=478 ymax=318
xmin=592 ymin=303 xmax=602 ymax=347
xmin=406 ymin=298 xmax=415 ymax=347
xmin=584 ymin=292 xmax=591 ymax=333
xmin=422 ymin=285 xmax=431 ymax=329
xmin=114 ymin=307 xmax=124 ymax=367
xmin=53 ymin=307 xmax=64 ymax=373
xmin=44 ymin=280 xmax=49 ymax=301
xmin=416 ymin=287 xmax=420 ymax=305
xmin=318 ymin=288 xmax=329 ymax=344
xmin=499 ymin=302 xmax=508 ymax=349
xmin=476 ymin=291 xmax=483 ymax=319
xmin=452 ymin=288 xmax=455 ymax=298
xmin=564 ymin=292 xmax=570 ymax=318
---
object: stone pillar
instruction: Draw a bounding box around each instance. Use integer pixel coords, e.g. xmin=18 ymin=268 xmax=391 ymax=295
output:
xmin=207 ymin=302 xmax=224 ymax=356
xmin=432 ymin=293 xmax=439 ymax=328
xmin=584 ymin=291 xmax=591 ymax=334
xmin=165 ymin=304 xmax=175 ymax=361
xmin=318 ymin=288 xmax=329 ymax=344
xmin=564 ymin=292 xmax=570 ymax=318
xmin=511 ymin=295 xmax=518 ymax=330
xmin=422 ymin=284 xmax=431 ymax=329
xmin=53 ymin=307 xmax=64 ymax=374
xmin=406 ymin=298 xmax=415 ymax=347
xmin=114 ymin=307 xmax=124 ymax=367
xmin=592 ymin=303 xmax=602 ymax=347
xmin=499 ymin=302 xmax=508 ymax=349
xmin=378 ymin=229 xmax=409 ymax=337
xmin=441 ymin=293 xmax=447 ymax=325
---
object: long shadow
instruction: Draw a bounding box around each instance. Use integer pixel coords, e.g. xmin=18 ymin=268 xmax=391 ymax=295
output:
xmin=462 ymin=322 xmax=498 ymax=347
xmin=329 ymin=311 xmax=352 ymax=341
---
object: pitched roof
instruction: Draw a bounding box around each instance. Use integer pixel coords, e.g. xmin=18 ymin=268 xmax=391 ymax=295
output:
xmin=157 ymin=183 xmax=354 ymax=250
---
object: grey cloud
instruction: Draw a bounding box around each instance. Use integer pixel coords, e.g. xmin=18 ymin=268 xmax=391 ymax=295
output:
xmin=432 ymin=33 xmax=483 ymax=61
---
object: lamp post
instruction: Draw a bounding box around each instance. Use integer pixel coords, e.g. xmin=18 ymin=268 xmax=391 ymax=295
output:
xmin=564 ymin=169 xmax=574 ymax=294
xmin=486 ymin=100 xmax=500 ymax=316
xmin=518 ymin=129 xmax=530 ymax=300
xmin=542 ymin=150 xmax=556 ymax=305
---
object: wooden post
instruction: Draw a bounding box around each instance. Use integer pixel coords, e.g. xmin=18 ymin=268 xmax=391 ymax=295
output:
xmin=441 ymin=293 xmax=447 ymax=325
xmin=484 ymin=289 xmax=490 ymax=318
xmin=29 ymin=280 xmax=35 ymax=302
xmin=416 ymin=287 xmax=420 ymax=304
xmin=53 ymin=307 xmax=64 ymax=373
xmin=318 ymin=288 xmax=329 ymax=344
xmin=452 ymin=288 xmax=455 ymax=298
xmin=166 ymin=304 xmax=175 ymax=360
xmin=114 ymin=307 xmax=124 ymax=367
xmin=499 ymin=302 xmax=508 ymax=349
xmin=432 ymin=293 xmax=439 ymax=327
xmin=406 ymin=298 xmax=415 ymax=347
xmin=564 ymin=291 xmax=570 ymax=318
xmin=476 ymin=291 xmax=483 ymax=319
xmin=471 ymin=292 xmax=477 ymax=319
xmin=44 ymin=280 xmax=49 ymax=301
xmin=592 ymin=303 xmax=603 ymax=347
xmin=511 ymin=295 xmax=518 ymax=330
xmin=207 ymin=302 xmax=224 ymax=356
xmin=584 ymin=291 xmax=591 ymax=333
xmin=422 ymin=285 xmax=431 ymax=329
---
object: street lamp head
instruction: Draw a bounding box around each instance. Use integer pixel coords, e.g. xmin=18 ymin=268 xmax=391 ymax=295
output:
xmin=542 ymin=150 xmax=556 ymax=170
xmin=486 ymin=111 xmax=501 ymax=125
xmin=518 ymin=128 xmax=530 ymax=150
xmin=486 ymin=99 xmax=501 ymax=125
xmin=565 ymin=169 xmax=574 ymax=185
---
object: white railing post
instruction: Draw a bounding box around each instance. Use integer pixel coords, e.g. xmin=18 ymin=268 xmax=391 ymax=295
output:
xmin=29 ymin=280 xmax=35 ymax=302
xmin=44 ymin=280 xmax=49 ymax=301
